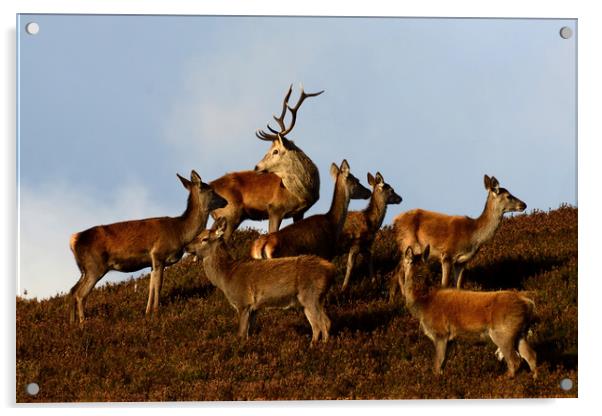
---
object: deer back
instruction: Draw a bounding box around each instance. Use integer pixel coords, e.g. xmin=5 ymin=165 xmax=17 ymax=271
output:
xmin=71 ymin=170 xmax=226 ymax=273
xmin=210 ymin=171 xmax=304 ymax=221
xmin=187 ymin=220 xmax=335 ymax=309
xmin=341 ymin=172 xmax=402 ymax=248
xmin=395 ymin=209 xmax=481 ymax=259
xmin=419 ymin=290 xmax=532 ymax=335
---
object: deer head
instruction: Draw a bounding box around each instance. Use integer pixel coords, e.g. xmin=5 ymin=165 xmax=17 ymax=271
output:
xmin=483 ymin=174 xmax=527 ymax=215
xmin=401 ymin=245 xmax=430 ymax=296
xmin=254 ymin=84 xmax=324 ymax=174
xmin=185 ymin=217 xmax=228 ymax=258
xmin=177 ymin=170 xmax=228 ymax=212
xmin=367 ymin=172 xmax=402 ymax=205
xmin=330 ymin=159 xmax=372 ymax=200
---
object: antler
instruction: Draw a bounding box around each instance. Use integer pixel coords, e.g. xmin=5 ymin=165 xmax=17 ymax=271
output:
xmin=256 ymin=84 xmax=324 ymax=141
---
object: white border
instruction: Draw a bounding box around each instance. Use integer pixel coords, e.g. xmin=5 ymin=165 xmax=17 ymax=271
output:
xmin=3 ymin=1 xmax=599 ymax=415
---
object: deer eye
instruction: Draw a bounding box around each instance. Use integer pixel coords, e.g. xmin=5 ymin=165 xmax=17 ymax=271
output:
xmin=272 ymin=149 xmax=279 ymax=155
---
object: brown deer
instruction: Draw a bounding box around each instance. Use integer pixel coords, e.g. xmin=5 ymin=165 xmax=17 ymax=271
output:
xmin=340 ymin=172 xmax=402 ymax=291
xmin=398 ymin=245 xmax=538 ymax=378
xmin=390 ymin=174 xmax=526 ymax=299
xmin=250 ymin=159 xmax=371 ymax=260
xmin=69 ymin=170 xmax=227 ymax=323
xmin=185 ymin=218 xmax=335 ymax=344
xmin=210 ymin=84 xmax=323 ymax=240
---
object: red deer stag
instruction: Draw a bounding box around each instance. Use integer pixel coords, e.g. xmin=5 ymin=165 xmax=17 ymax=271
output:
xmin=210 ymin=84 xmax=323 ymax=240
xmin=250 ymin=159 xmax=371 ymax=260
xmin=398 ymin=245 xmax=538 ymax=378
xmin=185 ymin=218 xmax=335 ymax=344
xmin=340 ymin=172 xmax=402 ymax=291
xmin=69 ymin=170 xmax=227 ymax=323
xmin=390 ymin=174 xmax=526 ymax=300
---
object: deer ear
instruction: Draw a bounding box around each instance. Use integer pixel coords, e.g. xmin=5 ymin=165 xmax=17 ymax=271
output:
xmin=367 ymin=172 xmax=375 ymax=187
xmin=330 ymin=163 xmax=340 ymax=181
xmin=177 ymin=173 xmax=191 ymax=189
xmin=340 ymin=159 xmax=350 ymax=174
xmin=484 ymin=174 xmax=491 ymax=190
xmin=375 ymin=172 xmax=384 ymax=184
xmin=422 ymin=245 xmax=430 ymax=262
xmin=214 ymin=217 xmax=227 ymax=237
xmin=490 ymin=176 xmax=500 ymax=194
xmin=190 ymin=170 xmax=202 ymax=184
xmin=277 ymin=133 xmax=285 ymax=147
xmin=405 ymin=246 xmax=414 ymax=259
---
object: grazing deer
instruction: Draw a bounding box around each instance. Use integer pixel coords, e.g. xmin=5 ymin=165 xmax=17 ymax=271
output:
xmin=340 ymin=172 xmax=402 ymax=291
xmin=69 ymin=170 xmax=227 ymax=323
xmin=390 ymin=174 xmax=526 ymax=298
xmin=250 ymin=159 xmax=371 ymax=260
xmin=185 ymin=218 xmax=335 ymax=344
xmin=210 ymin=84 xmax=323 ymax=240
xmin=398 ymin=245 xmax=538 ymax=378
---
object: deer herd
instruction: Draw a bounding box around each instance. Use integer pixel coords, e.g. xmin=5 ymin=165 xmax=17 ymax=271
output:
xmin=68 ymin=84 xmax=537 ymax=379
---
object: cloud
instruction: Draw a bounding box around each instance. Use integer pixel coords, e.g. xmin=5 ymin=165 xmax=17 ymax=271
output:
xmin=18 ymin=180 xmax=170 ymax=299
xmin=17 ymin=17 xmax=577 ymax=300
xmin=159 ymin=20 xmax=338 ymax=177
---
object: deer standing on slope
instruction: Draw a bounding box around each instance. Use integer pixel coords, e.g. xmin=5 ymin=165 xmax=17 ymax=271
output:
xmin=185 ymin=218 xmax=335 ymax=344
xmin=398 ymin=245 xmax=538 ymax=378
xmin=389 ymin=175 xmax=526 ymax=300
xmin=69 ymin=170 xmax=227 ymax=323
xmin=340 ymin=172 xmax=402 ymax=291
xmin=250 ymin=159 xmax=371 ymax=260
xmin=210 ymin=84 xmax=323 ymax=240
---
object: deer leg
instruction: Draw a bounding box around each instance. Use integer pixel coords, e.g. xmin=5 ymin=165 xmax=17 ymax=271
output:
xmin=301 ymin=303 xmax=323 ymax=345
xmin=69 ymin=274 xmax=84 ymax=324
xmin=433 ymin=338 xmax=448 ymax=375
xmin=223 ymin=216 xmax=242 ymax=241
xmin=454 ymin=264 xmax=466 ymax=289
xmin=145 ymin=253 xmax=166 ymax=316
xmin=317 ymin=303 xmax=331 ymax=343
xmin=299 ymin=288 xmax=326 ymax=344
xmin=388 ymin=269 xmax=402 ymax=303
xmin=518 ymin=338 xmax=538 ymax=379
xmin=153 ymin=265 xmax=165 ymax=314
xmin=341 ymin=244 xmax=360 ymax=291
xmin=72 ymin=268 xmax=106 ymax=324
xmin=145 ymin=272 xmax=156 ymax=316
xmin=75 ymin=275 xmax=102 ymax=324
xmin=441 ymin=257 xmax=453 ymax=288
xmin=238 ymin=307 xmax=252 ymax=339
xmin=268 ymin=213 xmax=284 ymax=233
xmin=490 ymin=330 xmax=520 ymax=378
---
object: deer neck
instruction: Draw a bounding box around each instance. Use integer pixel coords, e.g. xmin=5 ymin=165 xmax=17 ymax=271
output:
xmin=473 ymin=193 xmax=504 ymax=248
xmin=327 ymin=177 xmax=351 ymax=238
xmin=401 ymin=270 xmax=417 ymax=308
xmin=401 ymin=271 xmax=426 ymax=318
xmin=275 ymin=150 xmax=320 ymax=206
xmin=179 ymin=193 xmax=210 ymax=244
xmin=364 ymin=193 xmax=387 ymax=232
xmin=202 ymin=242 xmax=235 ymax=291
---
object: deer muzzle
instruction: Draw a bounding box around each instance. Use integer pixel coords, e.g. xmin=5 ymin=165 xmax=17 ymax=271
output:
xmin=390 ymin=193 xmax=403 ymax=205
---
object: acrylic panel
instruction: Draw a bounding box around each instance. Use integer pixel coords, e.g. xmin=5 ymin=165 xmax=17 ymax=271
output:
xmin=16 ymin=14 xmax=577 ymax=402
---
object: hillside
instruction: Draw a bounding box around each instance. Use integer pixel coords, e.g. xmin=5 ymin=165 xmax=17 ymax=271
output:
xmin=16 ymin=206 xmax=577 ymax=402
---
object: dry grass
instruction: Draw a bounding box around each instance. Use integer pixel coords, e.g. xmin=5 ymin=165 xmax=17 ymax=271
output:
xmin=16 ymin=206 xmax=577 ymax=402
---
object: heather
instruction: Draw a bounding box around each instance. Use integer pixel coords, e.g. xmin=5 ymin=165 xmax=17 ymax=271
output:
xmin=16 ymin=206 xmax=577 ymax=402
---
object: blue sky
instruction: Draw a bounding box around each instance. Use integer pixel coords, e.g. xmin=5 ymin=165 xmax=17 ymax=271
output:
xmin=17 ymin=15 xmax=576 ymax=299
